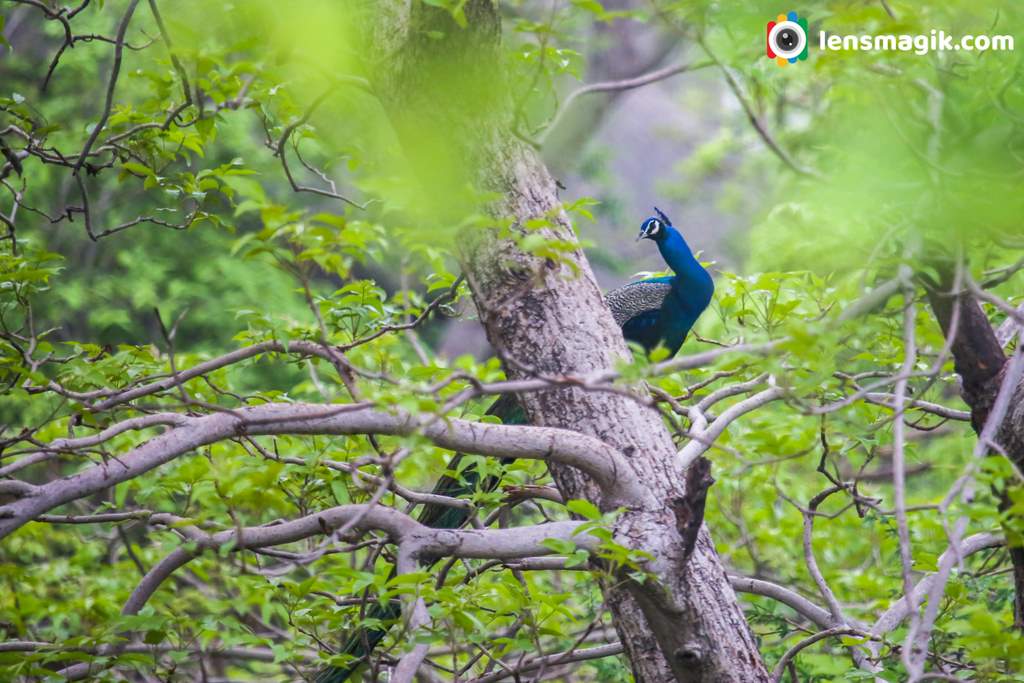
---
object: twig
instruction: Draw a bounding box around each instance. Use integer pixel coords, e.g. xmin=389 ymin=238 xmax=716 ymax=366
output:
xmin=770 ymin=627 xmax=870 ymax=682
xmin=72 ymin=0 xmax=141 ymax=177
xmin=800 ymin=486 xmax=849 ymax=623
xmin=147 ymin=0 xmax=192 ymax=113
xmin=862 ymin=393 xmax=970 ymax=422
xmin=700 ymin=37 xmax=821 ymax=179
xmin=274 ymin=83 xmax=373 ymax=210
xmin=542 ymin=59 xmax=713 ymax=143
xmin=679 ymin=386 xmax=783 ymax=468
xmin=891 ymin=287 xmax=920 ymax=674
xmin=466 ymin=643 xmax=624 ymax=683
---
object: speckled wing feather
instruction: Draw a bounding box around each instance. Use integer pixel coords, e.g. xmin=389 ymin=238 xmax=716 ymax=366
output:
xmin=604 ymin=280 xmax=672 ymax=327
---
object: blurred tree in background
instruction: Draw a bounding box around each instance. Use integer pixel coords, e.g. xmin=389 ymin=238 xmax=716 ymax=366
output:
xmin=1 ymin=0 xmax=1024 ymax=681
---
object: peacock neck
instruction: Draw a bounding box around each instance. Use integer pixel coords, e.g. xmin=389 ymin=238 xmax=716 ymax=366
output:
xmin=657 ymin=227 xmax=705 ymax=283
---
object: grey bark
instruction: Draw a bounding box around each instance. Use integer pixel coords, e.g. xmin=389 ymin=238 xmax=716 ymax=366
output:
xmin=0 ymin=402 xmax=638 ymax=539
xmin=370 ymin=3 xmax=769 ymax=681
xmin=472 ymin=115 xmax=766 ymax=683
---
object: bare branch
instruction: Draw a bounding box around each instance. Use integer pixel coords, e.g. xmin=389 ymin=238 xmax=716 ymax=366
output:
xmin=871 ymin=532 xmax=1004 ymax=638
xmin=800 ymin=486 xmax=849 ymax=624
xmin=863 ymin=393 xmax=970 ymax=422
xmin=72 ymin=0 xmax=141 ymax=179
xmin=679 ymin=387 xmax=784 ymax=468
xmin=0 ymin=402 xmax=645 ymax=538
xmin=892 ymin=290 xmax=920 ymax=673
xmin=700 ymin=38 xmax=821 ymax=179
xmin=770 ymin=627 xmax=872 ymax=682
xmin=66 ymin=340 xmax=358 ymax=410
xmin=542 ymin=59 xmax=713 ymax=143
xmin=0 ymin=413 xmax=188 ymax=476
xmin=36 ymin=510 xmax=153 ymax=524
xmin=273 ymin=82 xmax=373 ymax=210
xmin=59 ymin=506 xmax=596 ymax=680
xmin=0 ymin=640 xmax=304 ymax=662
xmin=467 ymin=643 xmax=625 ymax=683
xmin=727 ymin=574 xmax=833 ymax=630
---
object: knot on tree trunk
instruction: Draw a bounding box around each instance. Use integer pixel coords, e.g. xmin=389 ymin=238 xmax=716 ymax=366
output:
xmin=673 ymin=642 xmax=707 ymax=669
xmin=672 ymin=456 xmax=715 ymax=563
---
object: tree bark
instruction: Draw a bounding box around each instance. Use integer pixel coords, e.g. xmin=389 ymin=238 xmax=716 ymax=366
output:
xmin=370 ymin=3 xmax=769 ymax=680
xmin=924 ymin=265 xmax=1024 ymax=628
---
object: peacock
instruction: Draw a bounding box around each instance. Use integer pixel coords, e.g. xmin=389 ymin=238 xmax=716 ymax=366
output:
xmin=315 ymin=208 xmax=714 ymax=682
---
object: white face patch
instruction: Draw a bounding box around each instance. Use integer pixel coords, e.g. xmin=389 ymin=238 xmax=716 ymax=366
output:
xmin=648 ymin=220 xmax=661 ymax=237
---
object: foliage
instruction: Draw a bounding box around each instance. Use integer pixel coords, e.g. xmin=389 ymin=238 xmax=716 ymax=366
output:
xmin=1 ymin=0 xmax=1023 ymax=681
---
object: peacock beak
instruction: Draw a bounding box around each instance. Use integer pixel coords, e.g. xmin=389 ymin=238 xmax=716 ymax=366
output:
xmin=635 ymin=233 xmax=645 ymax=242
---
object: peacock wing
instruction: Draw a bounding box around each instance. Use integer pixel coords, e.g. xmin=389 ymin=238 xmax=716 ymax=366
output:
xmin=604 ymin=279 xmax=673 ymax=351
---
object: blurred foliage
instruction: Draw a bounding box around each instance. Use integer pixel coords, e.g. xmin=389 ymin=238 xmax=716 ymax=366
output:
xmin=1 ymin=0 xmax=1023 ymax=681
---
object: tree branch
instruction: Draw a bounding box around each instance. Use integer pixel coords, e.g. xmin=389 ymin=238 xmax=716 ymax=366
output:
xmin=72 ymin=0 xmax=141 ymax=179
xmin=870 ymin=532 xmax=1004 ymax=637
xmin=541 ymin=59 xmax=712 ymax=144
xmin=467 ymin=643 xmax=625 ymax=683
xmin=770 ymin=627 xmax=871 ymax=682
xmin=0 ymin=402 xmax=645 ymax=539
xmin=727 ymin=574 xmax=834 ymax=629
xmin=59 ymin=506 xmax=596 ymax=680
xmin=679 ymin=386 xmax=783 ymax=468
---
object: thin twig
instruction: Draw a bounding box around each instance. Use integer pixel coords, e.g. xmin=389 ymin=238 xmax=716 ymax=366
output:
xmin=542 ymin=59 xmax=713 ymax=143
xmin=891 ymin=286 xmax=920 ymax=674
xmin=699 ymin=37 xmax=821 ymax=178
xmin=73 ymin=0 xmax=141 ymax=177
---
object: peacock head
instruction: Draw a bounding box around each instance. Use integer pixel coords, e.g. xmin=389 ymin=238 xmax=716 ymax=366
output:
xmin=636 ymin=207 xmax=673 ymax=242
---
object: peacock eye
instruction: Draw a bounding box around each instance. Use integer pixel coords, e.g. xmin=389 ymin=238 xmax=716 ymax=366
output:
xmin=650 ymin=220 xmax=661 ymax=234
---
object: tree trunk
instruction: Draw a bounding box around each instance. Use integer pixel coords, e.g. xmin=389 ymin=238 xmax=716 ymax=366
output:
xmin=924 ymin=266 xmax=1024 ymax=628
xmin=370 ymin=2 xmax=769 ymax=680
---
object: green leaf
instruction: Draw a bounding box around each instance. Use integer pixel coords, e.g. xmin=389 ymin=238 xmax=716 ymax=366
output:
xmin=143 ymin=630 xmax=166 ymax=645
xmin=540 ymin=538 xmax=576 ymax=555
xmin=566 ymin=498 xmax=601 ymax=520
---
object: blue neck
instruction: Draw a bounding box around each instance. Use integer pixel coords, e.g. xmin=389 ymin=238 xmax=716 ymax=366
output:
xmin=658 ymin=226 xmax=706 ymax=283
xmin=633 ymin=223 xmax=715 ymax=355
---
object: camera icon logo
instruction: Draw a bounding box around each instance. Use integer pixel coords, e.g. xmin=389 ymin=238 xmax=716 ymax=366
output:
xmin=766 ymin=11 xmax=808 ymax=66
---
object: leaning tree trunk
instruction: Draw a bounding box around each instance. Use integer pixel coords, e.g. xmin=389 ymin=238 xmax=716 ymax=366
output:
xmin=925 ymin=266 xmax=1024 ymax=628
xmin=368 ymin=2 xmax=769 ymax=680
xmin=464 ymin=144 xmax=768 ymax=683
